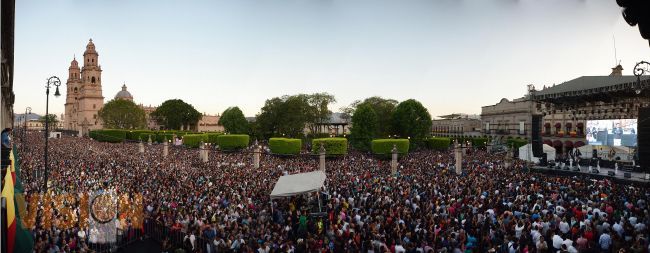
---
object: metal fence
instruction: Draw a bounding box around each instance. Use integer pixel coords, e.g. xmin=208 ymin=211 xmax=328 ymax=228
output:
xmin=144 ymin=219 xmax=211 ymax=253
xmin=83 ymin=226 xmax=144 ymax=253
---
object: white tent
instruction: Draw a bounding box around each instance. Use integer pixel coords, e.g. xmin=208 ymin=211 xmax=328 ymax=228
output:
xmin=270 ymin=170 xmax=326 ymax=199
xmin=518 ymin=144 xmax=556 ymax=163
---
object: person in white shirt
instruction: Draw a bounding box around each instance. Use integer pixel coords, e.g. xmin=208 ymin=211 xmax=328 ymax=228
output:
xmin=551 ymin=231 xmax=564 ymax=250
xmin=559 ymin=219 xmax=570 ymax=235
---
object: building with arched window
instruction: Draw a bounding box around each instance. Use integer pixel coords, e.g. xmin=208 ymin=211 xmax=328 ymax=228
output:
xmin=63 ymin=39 xmax=104 ymax=136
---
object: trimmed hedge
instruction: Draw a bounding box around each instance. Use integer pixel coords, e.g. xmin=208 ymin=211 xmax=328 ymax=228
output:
xmin=217 ymin=134 xmax=250 ymax=150
xmin=371 ymin=139 xmax=409 ymax=155
xmin=311 ymin=138 xmax=348 ymax=155
xmin=506 ymin=139 xmax=528 ymax=149
xmin=89 ymin=129 xmax=127 ymax=143
xmin=425 ymin=137 xmax=451 ymax=150
xmin=155 ymin=133 xmax=174 ymax=143
xmin=183 ymin=134 xmax=208 ymax=148
xmin=205 ymin=133 xmax=223 ymax=144
xmin=470 ymin=137 xmax=489 ymax=147
xmin=269 ymin=138 xmax=302 ymax=155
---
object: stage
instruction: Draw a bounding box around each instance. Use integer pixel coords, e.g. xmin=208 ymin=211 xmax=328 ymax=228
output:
xmin=531 ymin=165 xmax=650 ymax=186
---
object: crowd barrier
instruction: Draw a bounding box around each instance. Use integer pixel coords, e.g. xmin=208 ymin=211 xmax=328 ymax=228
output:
xmin=144 ymin=219 xmax=211 ymax=252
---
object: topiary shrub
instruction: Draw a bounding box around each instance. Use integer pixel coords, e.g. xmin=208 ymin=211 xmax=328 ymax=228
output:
xmin=506 ymin=139 xmax=528 ymax=149
xmin=183 ymin=134 xmax=208 ymax=148
xmin=217 ymin=134 xmax=250 ymax=150
xmin=470 ymin=137 xmax=489 ymax=147
xmin=371 ymin=139 xmax=409 ymax=155
xmin=89 ymin=129 xmax=127 ymax=143
xmin=425 ymin=137 xmax=451 ymax=150
xmin=311 ymin=138 xmax=348 ymax=155
xmin=269 ymin=138 xmax=302 ymax=155
xmin=155 ymin=133 xmax=174 ymax=143
xmin=205 ymin=132 xmax=223 ymax=144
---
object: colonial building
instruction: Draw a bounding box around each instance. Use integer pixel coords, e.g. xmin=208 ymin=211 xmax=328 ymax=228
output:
xmin=64 ymin=39 xmax=104 ymax=135
xmin=197 ymin=113 xmax=224 ymax=132
xmin=481 ymin=97 xmax=536 ymax=141
xmin=431 ymin=113 xmax=482 ymax=137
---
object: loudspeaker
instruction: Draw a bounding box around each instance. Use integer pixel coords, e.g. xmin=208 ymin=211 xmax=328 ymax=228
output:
xmin=608 ymin=171 xmax=615 ymax=176
xmin=624 ymin=172 xmax=631 ymax=178
xmin=638 ymin=108 xmax=650 ymax=168
xmin=532 ymin=115 xmax=543 ymax=157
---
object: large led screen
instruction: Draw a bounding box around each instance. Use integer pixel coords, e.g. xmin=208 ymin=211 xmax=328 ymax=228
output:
xmin=586 ymin=119 xmax=637 ymax=147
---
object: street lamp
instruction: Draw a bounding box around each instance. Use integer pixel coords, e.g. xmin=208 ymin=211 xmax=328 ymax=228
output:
xmin=43 ymin=76 xmax=61 ymax=192
xmin=633 ymin=61 xmax=649 ymax=95
xmin=23 ymin=107 xmax=31 ymax=145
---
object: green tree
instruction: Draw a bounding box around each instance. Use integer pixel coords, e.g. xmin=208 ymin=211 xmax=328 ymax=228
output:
xmin=390 ymin=99 xmax=432 ymax=146
xmin=38 ymin=114 xmax=58 ymax=125
xmin=350 ymin=104 xmax=378 ymax=151
xmin=218 ymin=106 xmax=249 ymax=134
xmin=150 ymin=99 xmax=201 ymax=130
xmin=306 ymin=93 xmax=336 ymax=133
xmin=256 ymin=95 xmax=312 ymax=138
xmin=98 ymin=99 xmax=146 ymax=129
xmin=343 ymin=97 xmax=397 ymax=138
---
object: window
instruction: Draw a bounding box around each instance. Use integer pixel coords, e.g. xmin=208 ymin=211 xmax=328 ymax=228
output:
xmin=93 ymin=104 xmax=96 ymax=109
xmin=93 ymin=114 xmax=96 ymax=119
xmin=74 ymin=87 xmax=78 ymax=93
xmin=91 ymin=77 xmax=96 ymax=83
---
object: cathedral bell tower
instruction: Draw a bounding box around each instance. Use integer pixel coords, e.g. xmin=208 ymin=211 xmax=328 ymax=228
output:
xmin=65 ymin=39 xmax=104 ymax=133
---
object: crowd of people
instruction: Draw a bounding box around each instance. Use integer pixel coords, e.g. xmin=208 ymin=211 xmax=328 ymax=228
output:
xmin=11 ymin=132 xmax=650 ymax=252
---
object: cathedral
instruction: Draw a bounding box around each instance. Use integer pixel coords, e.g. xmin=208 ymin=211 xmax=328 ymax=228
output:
xmin=64 ymin=39 xmax=104 ymax=136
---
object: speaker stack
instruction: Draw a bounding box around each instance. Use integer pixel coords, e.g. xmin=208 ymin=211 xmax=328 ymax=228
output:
xmin=638 ymin=108 xmax=650 ymax=173
xmin=531 ymin=115 xmax=543 ymax=157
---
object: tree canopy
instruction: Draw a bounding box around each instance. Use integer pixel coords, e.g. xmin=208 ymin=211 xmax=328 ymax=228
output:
xmin=255 ymin=94 xmax=333 ymax=138
xmin=38 ymin=114 xmax=59 ymax=125
xmin=150 ymin=99 xmax=201 ymax=130
xmin=218 ymin=107 xmax=249 ymax=134
xmin=390 ymin=99 xmax=432 ymax=146
xmin=342 ymin=96 xmax=397 ymax=138
xmin=98 ymin=99 xmax=146 ymax=129
xmin=350 ymin=104 xmax=378 ymax=151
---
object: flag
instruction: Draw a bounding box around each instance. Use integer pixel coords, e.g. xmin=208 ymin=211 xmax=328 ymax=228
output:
xmin=9 ymin=146 xmax=26 ymax=219
xmin=3 ymin=158 xmax=34 ymax=253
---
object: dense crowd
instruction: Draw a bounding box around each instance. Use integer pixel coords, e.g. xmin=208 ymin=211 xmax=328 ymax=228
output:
xmin=13 ymin=132 xmax=650 ymax=252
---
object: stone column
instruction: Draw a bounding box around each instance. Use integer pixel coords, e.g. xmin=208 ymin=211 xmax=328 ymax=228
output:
xmin=253 ymin=140 xmax=260 ymax=169
xmin=199 ymin=141 xmax=205 ymax=161
xmin=319 ymin=143 xmax=326 ymax=171
xmin=163 ymin=138 xmax=169 ymax=158
xmin=202 ymin=142 xmax=209 ymax=163
xmin=455 ymin=140 xmax=462 ymax=175
xmin=147 ymin=135 xmax=152 ymax=145
xmin=139 ymin=141 xmax=144 ymax=154
xmin=391 ymin=144 xmax=398 ymax=176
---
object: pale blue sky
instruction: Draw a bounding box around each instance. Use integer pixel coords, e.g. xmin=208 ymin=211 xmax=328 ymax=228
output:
xmin=13 ymin=0 xmax=650 ymax=118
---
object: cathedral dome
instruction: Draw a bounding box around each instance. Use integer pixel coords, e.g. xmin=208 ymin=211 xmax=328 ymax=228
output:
xmin=115 ymin=84 xmax=133 ymax=101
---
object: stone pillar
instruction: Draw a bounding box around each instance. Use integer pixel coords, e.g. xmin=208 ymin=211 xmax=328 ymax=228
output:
xmin=163 ymin=138 xmax=169 ymax=158
xmin=148 ymin=135 xmax=152 ymax=145
xmin=454 ymin=140 xmax=462 ymax=175
xmin=391 ymin=144 xmax=398 ymax=176
xmin=253 ymin=140 xmax=260 ymax=169
xmin=203 ymin=142 xmax=209 ymax=163
xmin=139 ymin=141 xmax=144 ymax=154
xmin=319 ymin=143 xmax=326 ymax=171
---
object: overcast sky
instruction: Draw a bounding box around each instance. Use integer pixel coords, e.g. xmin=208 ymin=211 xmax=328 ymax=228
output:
xmin=12 ymin=0 xmax=650 ymax=118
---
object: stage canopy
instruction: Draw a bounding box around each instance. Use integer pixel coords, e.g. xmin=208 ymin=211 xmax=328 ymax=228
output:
xmin=270 ymin=170 xmax=326 ymax=199
xmin=518 ymin=144 xmax=556 ymax=163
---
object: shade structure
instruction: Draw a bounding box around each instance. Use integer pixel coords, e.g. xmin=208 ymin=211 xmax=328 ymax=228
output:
xmin=270 ymin=170 xmax=326 ymax=199
xmin=518 ymin=144 xmax=556 ymax=162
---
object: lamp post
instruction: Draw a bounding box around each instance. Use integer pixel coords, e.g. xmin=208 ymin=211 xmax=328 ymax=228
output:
xmin=633 ymin=61 xmax=649 ymax=95
xmin=23 ymin=107 xmax=31 ymax=143
xmin=43 ymin=76 xmax=61 ymax=193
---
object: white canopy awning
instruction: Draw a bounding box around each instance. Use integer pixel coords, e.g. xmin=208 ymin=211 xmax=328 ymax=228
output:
xmin=270 ymin=170 xmax=326 ymax=199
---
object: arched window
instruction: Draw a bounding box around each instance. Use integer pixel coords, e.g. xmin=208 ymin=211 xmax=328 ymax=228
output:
xmin=74 ymin=87 xmax=78 ymax=93
xmin=91 ymin=77 xmax=96 ymax=83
